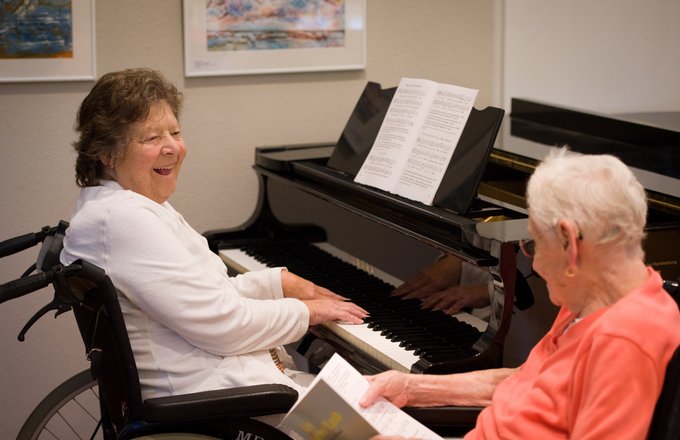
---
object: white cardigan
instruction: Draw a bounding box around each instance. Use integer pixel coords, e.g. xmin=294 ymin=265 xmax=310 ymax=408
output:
xmin=61 ymin=180 xmax=310 ymax=398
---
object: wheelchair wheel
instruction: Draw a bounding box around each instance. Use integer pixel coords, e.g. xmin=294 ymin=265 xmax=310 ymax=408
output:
xmin=18 ymin=369 xmax=102 ymax=440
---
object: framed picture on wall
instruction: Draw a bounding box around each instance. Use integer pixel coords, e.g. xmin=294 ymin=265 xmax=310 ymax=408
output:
xmin=183 ymin=0 xmax=365 ymax=77
xmin=0 ymin=0 xmax=95 ymax=83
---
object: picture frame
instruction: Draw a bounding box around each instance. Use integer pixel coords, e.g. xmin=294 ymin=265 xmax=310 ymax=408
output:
xmin=0 ymin=0 xmax=96 ymax=83
xmin=182 ymin=0 xmax=365 ymax=77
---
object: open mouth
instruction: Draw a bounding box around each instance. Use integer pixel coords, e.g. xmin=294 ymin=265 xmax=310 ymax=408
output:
xmin=154 ymin=167 xmax=173 ymax=176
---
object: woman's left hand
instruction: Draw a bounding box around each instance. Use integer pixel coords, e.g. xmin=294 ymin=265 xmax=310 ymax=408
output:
xmin=360 ymin=370 xmax=411 ymax=409
xmin=281 ymin=269 xmax=347 ymax=301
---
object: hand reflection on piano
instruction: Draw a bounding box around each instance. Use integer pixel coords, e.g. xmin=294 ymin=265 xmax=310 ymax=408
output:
xmin=392 ymin=255 xmax=491 ymax=316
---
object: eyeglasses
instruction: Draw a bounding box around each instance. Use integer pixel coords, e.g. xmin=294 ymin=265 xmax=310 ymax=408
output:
xmin=519 ymin=239 xmax=535 ymax=258
xmin=520 ymin=230 xmax=583 ymax=258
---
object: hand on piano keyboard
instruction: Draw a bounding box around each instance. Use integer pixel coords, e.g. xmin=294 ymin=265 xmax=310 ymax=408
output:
xmin=281 ymin=268 xmax=351 ymax=301
xmin=304 ymin=298 xmax=368 ymax=325
xmin=281 ymin=269 xmax=369 ymax=325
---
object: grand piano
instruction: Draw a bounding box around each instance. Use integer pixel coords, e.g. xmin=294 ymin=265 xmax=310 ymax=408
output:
xmin=205 ymin=84 xmax=680 ymax=378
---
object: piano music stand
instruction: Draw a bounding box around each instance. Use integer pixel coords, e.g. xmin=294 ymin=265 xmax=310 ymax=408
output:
xmin=328 ymin=81 xmax=505 ymax=214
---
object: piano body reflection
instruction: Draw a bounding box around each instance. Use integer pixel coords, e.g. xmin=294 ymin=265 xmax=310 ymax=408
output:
xmin=205 ymin=87 xmax=680 ymax=377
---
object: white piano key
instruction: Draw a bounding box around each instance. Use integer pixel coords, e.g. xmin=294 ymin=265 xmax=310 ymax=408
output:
xmin=219 ymin=248 xmax=269 ymax=272
xmin=323 ymin=321 xmax=419 ymax=373
xmin=454 ymin=312 xmax=487 ymax=332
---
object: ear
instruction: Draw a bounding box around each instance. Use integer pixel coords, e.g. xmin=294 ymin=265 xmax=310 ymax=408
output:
xmin=100 ymin=154 xmax=113 ymax=169
xmin=557 ymin=219 xmax=580 ymax=269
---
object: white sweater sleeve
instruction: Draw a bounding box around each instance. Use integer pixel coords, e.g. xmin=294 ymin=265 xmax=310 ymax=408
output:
xmin=92 ymin=198 xmax=309 ymax=356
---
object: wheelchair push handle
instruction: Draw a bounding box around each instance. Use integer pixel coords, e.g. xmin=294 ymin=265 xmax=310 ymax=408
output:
xmin=0 ymin=226 xmax=53 ymax=259
xmin=0 ymin=272 xmax=51 ymax=304
xmin=1 ymin=263 xmax=84 ymax=341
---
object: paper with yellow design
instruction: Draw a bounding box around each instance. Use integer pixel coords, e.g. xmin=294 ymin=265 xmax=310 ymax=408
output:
xmin=279 ymin=353 xmax=442 ymax=440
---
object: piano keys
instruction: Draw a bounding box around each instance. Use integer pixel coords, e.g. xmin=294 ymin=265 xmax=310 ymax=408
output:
xmin=220 ymin=242 xmax=488 ymax=374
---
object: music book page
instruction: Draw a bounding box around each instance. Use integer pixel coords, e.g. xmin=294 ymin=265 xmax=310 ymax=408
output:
xmin=278 ymin=353 xmax=443 ymax=440
xmin=354 ymin=77 xmax=478 ymax=205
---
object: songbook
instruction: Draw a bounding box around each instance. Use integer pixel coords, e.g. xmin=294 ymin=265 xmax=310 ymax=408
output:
xmin=353 ymin=77 xmax=478 ymax=205
xmin=278 ymin=353 xmax=443 ymax=440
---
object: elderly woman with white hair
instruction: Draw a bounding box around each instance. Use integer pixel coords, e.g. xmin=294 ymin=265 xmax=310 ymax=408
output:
xmin=359 ymin=147 xmax=680 ymax=439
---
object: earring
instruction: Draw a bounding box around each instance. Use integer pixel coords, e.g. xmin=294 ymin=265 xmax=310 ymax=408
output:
xmin=564 ymin=266 xmax=576 ymax=278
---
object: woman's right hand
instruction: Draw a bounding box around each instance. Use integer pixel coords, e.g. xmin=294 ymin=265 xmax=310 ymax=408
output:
xmin=302 ymin=298 xmax=368 ymax=326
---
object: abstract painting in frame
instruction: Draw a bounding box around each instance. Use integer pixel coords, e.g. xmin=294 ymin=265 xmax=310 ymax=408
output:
xmin=0 ymin=0 xmax=95 ymax=83
xmin=183 ymin=0 xmax=365 ymax=77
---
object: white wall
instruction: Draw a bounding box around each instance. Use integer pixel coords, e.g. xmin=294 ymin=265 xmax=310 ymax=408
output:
xmin=0 ymin=1 xmax=495 ymax=436
xmin=502 ymin=0 xmax=680 ymax=114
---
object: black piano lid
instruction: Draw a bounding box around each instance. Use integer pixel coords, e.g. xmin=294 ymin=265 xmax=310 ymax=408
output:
xmin=499 ymin=98 xmax=680 ymax=199
xmin=254 ymin=144 xmax=505 ymax=266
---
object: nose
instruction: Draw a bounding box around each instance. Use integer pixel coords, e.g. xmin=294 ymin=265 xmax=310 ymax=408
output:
xmin=160 ymin=132 xmax=181 ymax=155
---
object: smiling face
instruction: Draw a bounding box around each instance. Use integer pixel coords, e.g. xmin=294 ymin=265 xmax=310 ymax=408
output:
xmin=110 ymin=101 xmax=186 ymax=204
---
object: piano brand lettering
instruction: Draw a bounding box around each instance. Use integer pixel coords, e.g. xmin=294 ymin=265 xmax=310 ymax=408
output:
xmin=235 ymin=431 xmax=264 ymax=440
xmin=651 ymin=260 xmax=677 ymax=270
xmin=300 ymin=411 xmax=343 ymax=440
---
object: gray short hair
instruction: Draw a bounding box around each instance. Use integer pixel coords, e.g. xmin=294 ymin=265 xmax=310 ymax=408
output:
xmin=526 ymin=147 xmax=647 ymax=251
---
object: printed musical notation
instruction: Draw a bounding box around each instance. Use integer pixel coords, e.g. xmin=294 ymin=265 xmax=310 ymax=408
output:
xmin=354 ymin=77 xmax=478 ymax=205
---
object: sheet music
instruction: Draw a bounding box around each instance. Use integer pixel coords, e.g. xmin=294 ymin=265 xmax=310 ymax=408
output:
xmin=354 ymin=78 xmax=478 ymax=205
xmin=395 ymin=83 xmax=478 ymax=203
xmin=280 ymin=353 xmax=443 ymax=440
xmin=355 ymin=78 xmax=435 ymax=184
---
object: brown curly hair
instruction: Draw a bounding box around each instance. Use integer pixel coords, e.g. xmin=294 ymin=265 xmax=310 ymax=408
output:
xmin=73 ymin=68 xmax=184 ymax=187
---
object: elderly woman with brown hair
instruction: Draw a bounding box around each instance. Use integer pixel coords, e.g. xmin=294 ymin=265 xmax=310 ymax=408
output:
xmin=360 ymin=147 xmax=680 ymax=439
xmin=60 ymin=68 xmax=367 ymax=399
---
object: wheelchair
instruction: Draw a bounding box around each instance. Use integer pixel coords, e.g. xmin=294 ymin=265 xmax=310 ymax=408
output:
xmin=2 ymin=222 xmax=298 ymax=440
xmin=2 ymin=222 xmax=679 ymax=439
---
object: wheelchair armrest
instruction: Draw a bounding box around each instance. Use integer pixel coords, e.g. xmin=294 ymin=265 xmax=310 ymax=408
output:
xmin=143 ymin=383 xmax=299 ymax=423
xmin=403 ymin=405 xmax=483 ymax=433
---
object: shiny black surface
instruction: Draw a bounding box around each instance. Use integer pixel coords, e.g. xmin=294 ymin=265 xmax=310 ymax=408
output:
xmin=509 ymin=98 xmax=680 ymax=180
xmin=499 ymin=98 xmax=680 ymax=280
xmin=254 ymin=147 xmax=528 ymax=265
xmin=328 ymin=82 xmax=396 ymax=175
